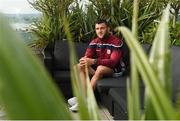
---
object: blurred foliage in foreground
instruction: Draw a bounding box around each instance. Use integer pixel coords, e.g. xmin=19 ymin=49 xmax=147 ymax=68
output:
xmin=117 ymin=2 xmax=180 ymax=120
xmin=0 ymin=12 xmax=100 ymax=120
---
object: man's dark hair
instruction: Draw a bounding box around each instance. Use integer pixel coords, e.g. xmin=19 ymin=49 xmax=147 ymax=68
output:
xmin=95 ymin=19 xmax=109 ymax=26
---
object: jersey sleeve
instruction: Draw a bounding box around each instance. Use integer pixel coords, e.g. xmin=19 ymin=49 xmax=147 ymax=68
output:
xmin=84 ymin=39 xmax=97 ymax=58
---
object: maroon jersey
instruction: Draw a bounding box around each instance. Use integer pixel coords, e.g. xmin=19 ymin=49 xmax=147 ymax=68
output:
xmin=85 ymin=34 xmax=123 ymax=69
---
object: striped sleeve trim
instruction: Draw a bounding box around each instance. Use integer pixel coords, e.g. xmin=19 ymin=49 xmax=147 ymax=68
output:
xmin=88 ymin=43 xmax=123 ymax=49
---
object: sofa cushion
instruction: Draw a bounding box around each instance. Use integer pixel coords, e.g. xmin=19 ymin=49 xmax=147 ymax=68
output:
xmin=97 ymin=76 xmax=145 ymax=93
xmin=97 ymin=76 xmax=127 ymax=93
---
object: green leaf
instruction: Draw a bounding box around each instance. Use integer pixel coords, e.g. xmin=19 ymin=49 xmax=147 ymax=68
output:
xmin=0 ymin=14 xmax=72 ymax=119
xmin=145 ymin=4 xmax=172 ymax=119
xmin=63 ymin=17 xmax=100 ymax=120
xmin=127 ymin=78 xmax=134 ymax=119
xmin=127 ymin=0 xmax=141 ymax=119
xmin=117 ymin=25 xmax=176 ymax=119
xmin=149 ymin=4 xmax=172 ymax=97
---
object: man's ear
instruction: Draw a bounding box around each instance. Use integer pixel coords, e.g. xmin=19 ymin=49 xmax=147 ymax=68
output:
xmin=107 ymin=27 xmax=113 ymax=34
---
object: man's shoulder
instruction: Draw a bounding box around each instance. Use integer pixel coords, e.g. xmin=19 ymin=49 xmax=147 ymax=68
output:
xmin=109 ymin=34 xmax=123 ymax=46
xmin=110 ymin=34 xmax=122 ymax=41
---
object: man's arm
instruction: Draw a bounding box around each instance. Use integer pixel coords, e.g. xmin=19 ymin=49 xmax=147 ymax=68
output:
xmin=79 ymin=40 xmax=96 ymax=67
xmin=96 ymin=50 xmax=122 ymax=68
xmin=84 ymin=43 xmax=96 ymax=58
xmin=96 ymin=37 xmax=123 ymax=68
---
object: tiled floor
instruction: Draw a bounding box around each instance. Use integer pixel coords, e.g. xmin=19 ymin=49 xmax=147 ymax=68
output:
xmin=70 ymin=104 xmax=114 ymax=120
xmin=99 ymin=104 xmax=114 ymax=120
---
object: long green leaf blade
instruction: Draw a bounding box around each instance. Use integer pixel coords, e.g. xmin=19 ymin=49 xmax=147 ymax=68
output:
xmin=63 ymin=17 xmax=90 ymax=119
xmin=129 ymin=0 xmax=141 ymax=119
xmin=0 ymin=13 xmax=72 ymax=119
xmin=149 ymin=4 xmax=171 ymax=97
xmin=117 ymin=25 xmax=176 ymax=119
xmin=145 ymin=4 xmax=172 ymax=119
xmin=63 ymin=17 xmax=100 ymax=120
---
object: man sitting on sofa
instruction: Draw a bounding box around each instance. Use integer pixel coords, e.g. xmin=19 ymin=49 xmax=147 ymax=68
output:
xmin=68 ymin=19 xmax=124 ymax=111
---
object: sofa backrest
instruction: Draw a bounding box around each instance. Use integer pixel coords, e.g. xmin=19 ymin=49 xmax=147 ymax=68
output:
xmin=53 ymin=40 xmax=88 ymax=70
xmin=171 ymin=46 xmax=180 ymax=102
xmin=121 ymin=40 xmax=130 ymax=75
xmin=53 ymin=40 xmax=151 ymax=72
xmin=121 ymin=42 xmax=151 ymax=76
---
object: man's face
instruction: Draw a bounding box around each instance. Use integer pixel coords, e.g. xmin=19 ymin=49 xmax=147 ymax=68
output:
xmin=95 ymin=23 xmax=109 ymax=39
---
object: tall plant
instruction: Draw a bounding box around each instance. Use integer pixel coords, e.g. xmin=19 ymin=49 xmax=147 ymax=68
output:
xmin=29 ymin=0 xmax=169 ymax=45
xmin=142 ymin=0 xmax=180 ymax=45
xmin=28 ymin=0 xmax=74 ymax=47
xmin=161 ymin=0 xmax=180 ymax=27
xmin=68 ymin=0 xmax=96 ymax=42
xmin=89 ymin=0 xmax=164 ymax=43
xmin=0 ymin=13 xmax=72 ymax=119
xmin=0 ymin=11 xmax=100 ymax=120
xmin=117 ymin=2 xmax=180 ymax=120
xmin=63 ymin=16 xmax=100 ymax=120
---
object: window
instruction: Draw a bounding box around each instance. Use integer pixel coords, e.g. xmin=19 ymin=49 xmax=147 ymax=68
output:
xmin=0 ymin=0 xmax=41 ymax=44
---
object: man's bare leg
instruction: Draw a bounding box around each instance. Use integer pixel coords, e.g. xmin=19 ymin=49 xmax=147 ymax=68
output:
xmin=88 ymin=66 xmax=95 ymax=75
xmin=78 ymin=64 xmax=95 ymax=93
xmin=69 ymin=64 xmax=96 ymax=112
xmin=90 ymin=65 xmax=113 ymax=90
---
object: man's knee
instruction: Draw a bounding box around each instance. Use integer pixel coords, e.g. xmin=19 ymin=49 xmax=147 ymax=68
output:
xmin=95 ymin=65 xmax=108 ymax=75
xmin=95 ymin=65 xmax=113 ymax=77
xmin=95 ymin=65 xmax=105 ymax=74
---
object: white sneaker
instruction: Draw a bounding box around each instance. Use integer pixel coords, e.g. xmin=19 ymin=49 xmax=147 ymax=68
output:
xmin=68 ymin=97 xmax=77 ymax=106
xmin=69 ymin=103 xmax=78 ymax=112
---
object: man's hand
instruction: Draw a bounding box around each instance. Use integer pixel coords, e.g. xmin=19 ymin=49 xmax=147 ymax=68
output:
xmin=79 ymin=56 xmax=87 ymax=67
xmin=79 ymin=56 xmax=94 ymax=67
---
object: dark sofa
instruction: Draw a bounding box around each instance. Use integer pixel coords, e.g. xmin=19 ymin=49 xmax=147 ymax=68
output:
xmin=43 ymin=40 xmax=180 ymax=120
xmin=96 ymin=44 xmax=150 ymax=119
xmin=97 ymin=45 xmax=180 ymax=119
xmin=44 ymin=40 xmax=89 ymax=98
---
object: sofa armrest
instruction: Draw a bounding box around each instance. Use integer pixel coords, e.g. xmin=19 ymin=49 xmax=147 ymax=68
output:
xmin=43 ymin=51 xmax=53 ymax=75
xmin=96 ymin=76 xmax=128 ymax=93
